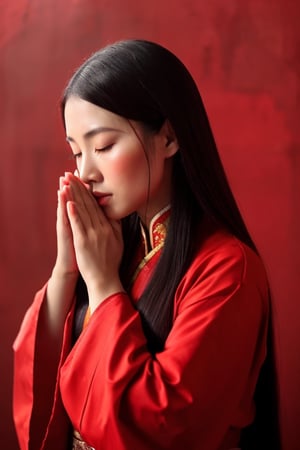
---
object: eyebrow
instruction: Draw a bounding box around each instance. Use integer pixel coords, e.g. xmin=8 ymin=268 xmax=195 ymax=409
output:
xmin=66 ymin=126 xmax=123 ymax=143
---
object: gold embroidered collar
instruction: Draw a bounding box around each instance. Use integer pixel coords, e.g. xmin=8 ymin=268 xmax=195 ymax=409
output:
xmin=140 ymin=205 xmax=171 ymax=255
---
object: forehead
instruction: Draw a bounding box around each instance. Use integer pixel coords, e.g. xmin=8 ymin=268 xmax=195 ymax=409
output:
xmin=64 ymin=96 xmax=131 ymax=137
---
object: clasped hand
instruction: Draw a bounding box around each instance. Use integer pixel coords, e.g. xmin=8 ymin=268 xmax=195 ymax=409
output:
xmin=56 ymin=172 xmax=124 ymax=311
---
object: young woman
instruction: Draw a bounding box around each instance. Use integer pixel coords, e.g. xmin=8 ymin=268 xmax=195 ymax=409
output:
xmin=13 ymin=39 xmax=278 ymax=450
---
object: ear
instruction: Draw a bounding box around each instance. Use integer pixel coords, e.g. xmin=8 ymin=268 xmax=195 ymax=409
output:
xmin=159 ymin=120 xmax=179 ymax=158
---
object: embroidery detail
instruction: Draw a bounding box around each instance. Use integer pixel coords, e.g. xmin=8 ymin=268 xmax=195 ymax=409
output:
xmin=152 ymin=222 xmax=167 ymax=248
xmin=149 ymin=205 xmax=170 ymax=250
xmin=131 ymin=206 xmax=171 ymax=285
xmin=73 ymin=431 xmax=95 ymax=450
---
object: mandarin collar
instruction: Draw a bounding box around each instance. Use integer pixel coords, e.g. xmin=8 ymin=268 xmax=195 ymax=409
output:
xmin=140 ymin=205 xmax=171 ymax=254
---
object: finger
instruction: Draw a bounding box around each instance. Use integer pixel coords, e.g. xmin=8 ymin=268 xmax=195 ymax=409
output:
xmin=66 ymin=200 xmax=87 ymax=239
xmin=58 ymin=181 xmax=78 ymax=231
xmin=59 ymin=176 xmax=64 ymax=191
xmin=65 ymin=173 xmax=109 ymax=230
xmin=69 ymin=176 xmax=105 ymax=228
xmin=57 ymin=189 xmax=71 ymax=229
xmin=59 ymin=175 xmax=73 ymax=201
xmin=68 ymin=179 xmax=95 ymax=229
xmin=68 ymin=171 xmax=90 ymax=191
xmin=60 ymin=183 xmax=73 ymax=204
xmin=69 ymin=173 xmax=92 ymax=196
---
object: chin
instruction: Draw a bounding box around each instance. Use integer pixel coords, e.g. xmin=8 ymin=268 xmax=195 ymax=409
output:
xmin=104 ymin=208 xmax=129 ymax=221
xmin=104 ymin=202 xmax=142 ymax=221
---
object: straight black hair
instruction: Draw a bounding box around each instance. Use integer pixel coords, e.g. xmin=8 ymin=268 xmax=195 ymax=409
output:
xmin=62 ymin=38 xmax=256 ymax=343
xmin=62 ymin=39 xmax=280 ymax=449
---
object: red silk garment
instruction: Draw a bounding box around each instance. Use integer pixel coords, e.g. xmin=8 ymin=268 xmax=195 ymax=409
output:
xmin=13 ymin=211 xmax=269 ymax=450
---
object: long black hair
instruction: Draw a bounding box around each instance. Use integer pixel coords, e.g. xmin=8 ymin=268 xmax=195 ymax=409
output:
xmin=62 ymin=40 xmax=280 ymax=448
xmin=61 ymin=39 xmax=256 ymax=344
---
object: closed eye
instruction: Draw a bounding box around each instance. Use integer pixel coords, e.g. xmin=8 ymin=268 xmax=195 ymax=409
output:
xmin=69 ymin=143 xmax=113 ymax=160
xmin=95 ymin=144 xmax=113 ymax=153
xmin=72 ymin=152 xmax=82 ymax=160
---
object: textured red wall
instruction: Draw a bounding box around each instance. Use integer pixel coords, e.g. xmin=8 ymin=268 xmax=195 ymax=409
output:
xmin=1 ymin=1 xmax=299 ymax=448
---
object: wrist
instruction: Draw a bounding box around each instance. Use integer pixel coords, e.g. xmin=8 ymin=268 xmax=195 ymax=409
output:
xmin=87 ymin=279 xmax=125 ymax=313
xmin=51 ymin=265 xmax=79 ymax=282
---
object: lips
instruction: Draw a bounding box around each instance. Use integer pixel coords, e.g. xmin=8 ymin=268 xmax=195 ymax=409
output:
xmin=93 ymin=192 xmax=112 ymax=206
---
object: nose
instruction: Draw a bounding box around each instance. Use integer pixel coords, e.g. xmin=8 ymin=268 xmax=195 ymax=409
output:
xmin=78 ymin=154 xmax=103 ymax=184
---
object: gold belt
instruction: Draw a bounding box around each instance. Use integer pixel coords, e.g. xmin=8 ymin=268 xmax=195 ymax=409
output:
xmin=73 ymin=431 xmax=95 ymax=450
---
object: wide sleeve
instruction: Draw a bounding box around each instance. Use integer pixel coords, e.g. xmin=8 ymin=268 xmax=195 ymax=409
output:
xmin=13 ymin=285 xmax=74 ymax=450
xmin=60 ymin=240 xmax=270 ymax=450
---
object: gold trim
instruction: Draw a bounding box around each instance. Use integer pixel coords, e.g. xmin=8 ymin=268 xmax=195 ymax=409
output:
xmin=130 ymin=241 xmax=164 ymax=285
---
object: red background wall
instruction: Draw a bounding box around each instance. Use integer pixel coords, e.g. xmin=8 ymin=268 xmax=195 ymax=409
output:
xmin=1 ymin=1 xmax=299 ymax=449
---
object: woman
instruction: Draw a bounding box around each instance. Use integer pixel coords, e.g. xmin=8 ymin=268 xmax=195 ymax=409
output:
xmin=13 ymin=39 xmax=277 ymax=450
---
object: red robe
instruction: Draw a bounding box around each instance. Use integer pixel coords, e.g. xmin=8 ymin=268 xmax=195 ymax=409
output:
xmin=13 ymin=211 xmax=269 ymax=450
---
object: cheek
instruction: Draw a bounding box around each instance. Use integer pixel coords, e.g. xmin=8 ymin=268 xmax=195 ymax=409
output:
xmin=109 ymin=149 xmax=149 ymax=181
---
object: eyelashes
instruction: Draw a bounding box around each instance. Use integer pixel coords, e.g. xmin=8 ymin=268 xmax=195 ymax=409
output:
xmin=72 ymin=152 xmax=81 ymax=160
xmin=70 ymin=144 xmax=114 ymax=160
xmin=95 ymin=144 xmax=114 ymax=153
